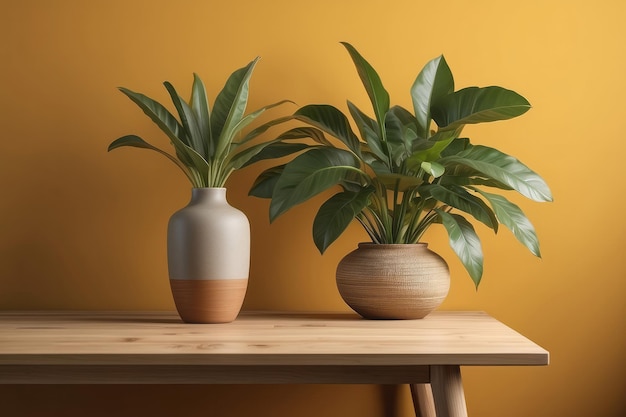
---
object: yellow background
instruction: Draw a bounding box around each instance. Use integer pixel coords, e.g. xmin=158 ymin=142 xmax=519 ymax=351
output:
xmin=1 ymin=1 xmax=625 ymax=416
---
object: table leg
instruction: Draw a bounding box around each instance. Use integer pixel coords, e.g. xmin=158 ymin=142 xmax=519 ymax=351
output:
xmin=429 ymin=365 xmax=468 ymax=417
xmin=410 ymin=383 xmax=436 ymax=417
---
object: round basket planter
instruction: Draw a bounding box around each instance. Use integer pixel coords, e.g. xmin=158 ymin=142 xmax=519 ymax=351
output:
xmin=167 ymin=188 xmax=249 ymax=324
xmin=336 ymin=243 xmax=450 ymax=319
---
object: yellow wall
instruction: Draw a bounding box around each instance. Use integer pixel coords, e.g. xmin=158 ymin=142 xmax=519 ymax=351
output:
xmin=1 ymin=1 xmax=625 ymax=416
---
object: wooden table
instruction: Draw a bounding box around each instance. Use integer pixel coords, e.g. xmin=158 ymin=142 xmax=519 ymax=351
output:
xmin=0 ymin=311 xmax=548 ymax=417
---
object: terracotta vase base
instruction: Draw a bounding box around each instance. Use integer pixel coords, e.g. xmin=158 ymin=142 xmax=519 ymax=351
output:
xmin=169 ymin=279 xmax=248 ymax=324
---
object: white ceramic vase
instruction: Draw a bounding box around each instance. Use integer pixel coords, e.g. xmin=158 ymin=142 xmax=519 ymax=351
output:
xmin=167 ymin=188 xmax=250 ymax=323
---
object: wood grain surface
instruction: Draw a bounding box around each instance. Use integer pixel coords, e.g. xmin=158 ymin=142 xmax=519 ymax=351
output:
xmin=0 ymin=311 xmax=548 ymax=367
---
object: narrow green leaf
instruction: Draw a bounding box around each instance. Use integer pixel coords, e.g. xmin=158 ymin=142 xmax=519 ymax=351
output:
xmin=230 ymin=101 xmax=294 ymax=147
xmin=239 ymin=142 xmax=311 ymax=168
xmin=190 ymin=73 xmax=212 ymax=158
xmin=313 ymin=188 xmax=374 ymax=253
xmin=411 ymin=55 xmax=454 ymax=138
xmin=294 ymin=104 xmax=361 ymax=155
xmin=474 ymin=189 xmax=542 ymax=257
xmin=108 ymin=134 xmax=157 ymax=152
xmin=428 ymin=184 xmax=498 ymax=231
xmin=117 ymin=87 xmax=188 ymax=147
xmin=269 ymin=147 xmax=365 ymax=221
xmin=117 ymin=86 xmax=207 ymax=180
xmin=211 ymin=57 xmax=259 ymax=158
xmin=340 ymin=42 xmax=390 ymax=130
xmin=432 ymin=86 xmax=531 ymax=130
xmin=108 ymin=135 xmax=196 ymax=185
xmin=235 ymin=107 xmax=294 ymax=147
xmin=441 ymin=145 xmax=553 ymax=202
xmin=437 ymin=209 xmax=484 ymax=287
xmin=163 ymin=81 xmax=205 ymax=158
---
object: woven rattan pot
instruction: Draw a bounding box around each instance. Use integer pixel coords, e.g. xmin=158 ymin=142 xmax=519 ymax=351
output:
xmin=336 ymin=243 xmax=450 ymax=319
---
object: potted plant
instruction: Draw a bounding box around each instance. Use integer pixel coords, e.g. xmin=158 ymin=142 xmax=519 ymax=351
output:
xmin=250 ymin=43 xmax=552 ymax=319
xmin=109 ymin=57 xmax=291 ymax=323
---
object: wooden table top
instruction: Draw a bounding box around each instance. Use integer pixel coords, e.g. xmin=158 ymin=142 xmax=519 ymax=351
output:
xmin=0 ymin=311 xmax=548 ymax=367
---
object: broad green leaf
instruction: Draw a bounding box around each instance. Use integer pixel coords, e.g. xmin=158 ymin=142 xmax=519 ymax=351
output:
xmin=190 ymin=73 xmax=212 ymax=157
xmin=163 ymin=81 xmax=205 ymax=158
xmin=439 ymin=172 xmax=512 ymax=189
xmin=313 ymin=188 xmax=374 ymax=253
xmin=271 ymin=126 xmax=333 ymax=146
xmin=474 ymin=189 xmax=542 ymax=257
xmin=411 ymin=55 xmax=454 ymax=138
xmin=384 ymin=106 xmax=418 ymax=167
xmin=440 ymin=145 xmax=553 ymax=202
xmin=249 ymin=165 xmax=286 ymax=198
xmin=431 ymin=86 xmax=531 ymax=130
xmin=341 ymin=42 xmax=390 ymax=131
xmin=437 ymin=209 xmax=484 ymax=287
xmin=440 ymin=137 xmax=470 ymax=157
xmin=421 ymin=161 xmax=445 ymax=178
xmin=212 ymin=57 xmax=259 ymax=158
xmin=295 ymin=104 xmax=361 ymax=155
xmin=406 ymin=126 xmax=462 ymax=167
xmin=269 ymin=147 xmax=365 ymax=221
xmin=427 ymin=184 xmax=498 ymax=231
xmin=347 ymin=101 xmax=387 ymax=163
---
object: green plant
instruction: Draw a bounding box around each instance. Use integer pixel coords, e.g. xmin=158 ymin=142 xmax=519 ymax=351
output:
xmin=109 ymin=57 xmax=291 ymax=187
xmin=250 ymin=42 xmax=552 ymax=287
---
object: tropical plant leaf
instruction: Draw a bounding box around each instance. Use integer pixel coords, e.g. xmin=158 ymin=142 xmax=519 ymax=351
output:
xmin=406 ymin=126 xmax=462 ymax=168
xmin=117 ymin=87 xmax=188 ymax=147
xmin=427 ymin=184 xmax=498 ymax=231
xmin=233 ymin=101 xmax=295 ymax=146
xmin=108 ymin=135 xmax=197 ymax=184
xmin=440 ymin=137 xmax=470 ymax=157
xmin=420 ymin=161 xmax=445 ymax=178
xmin=347 ymin=101 xmax=386 ymax=163
xmin=190 ymin=73 xmax=212 ymax=158
xmin=341 ymin=42 xmax=390 ymax=131
xmin=440 ymin=145 xmax=553 ymax=202
xmin=313 ymin=188 xmax=374 ymax=253
xmin=249 ymin=165 xmax=286 ymax=198
xmin=294 ymin=105 xmax=361 ymax=155
xmin=117 ymin=87 xmax=208 ymax=177
xmin=163 ymin=81 xmax=205 ymax=158
xmin=436 ymin=209 xmax=484 ymax=287
xmin=272 ymin=126 xmax=333 ymax=146
xmin=211 ymin=57 xmax=259 ymax=158
xmin=474 ymin=189 xmax=542 ymax=257
xmin=411 ymin=55 xmax=454 ymax=138
xmin=269 ymin=147 xmax=365 ymax=221
xmin=239 ymin=142 xmax=311 ymax=168
xmin=431 ymin=86 xmax=531 ymax=130
xmin=384 ymin=106 xmax=418 ymax=167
